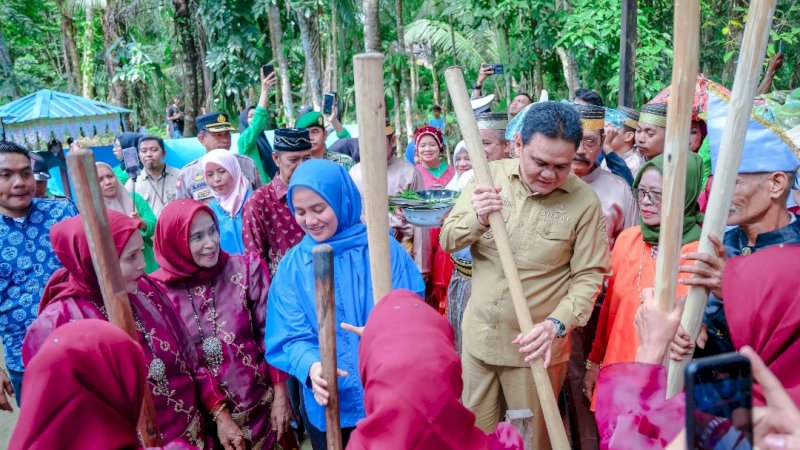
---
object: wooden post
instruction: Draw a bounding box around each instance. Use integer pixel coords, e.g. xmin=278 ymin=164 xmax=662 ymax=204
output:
xmin=313 ymin=244 xmax=342 ymax=450
xmin=666 ymin=0 xmax=777 ymax=397
xmin=444 ymin=67 xmax=569 ymax=450
xmin=353 ymin=53 xmax=392 ymax=303
xmin=65 ymin=149 xmax=162 ymax=447
xmin=618 ymin=0 xmax=637 ymax=107
xmin=651 ymin=0 xmax=699 ymax=316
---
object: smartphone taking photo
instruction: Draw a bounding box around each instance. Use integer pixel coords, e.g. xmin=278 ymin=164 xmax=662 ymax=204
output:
xmin=323 ymin=92 xmax=336 ymax=116
xmin=261 ymin=64 xmax=274 ymax=79
xmin=686 ymin=354 xmax=753 ymax=450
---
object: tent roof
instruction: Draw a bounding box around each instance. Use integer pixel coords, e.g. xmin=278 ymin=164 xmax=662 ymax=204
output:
xmin=0 ymin=89 xmax=131 ymax=124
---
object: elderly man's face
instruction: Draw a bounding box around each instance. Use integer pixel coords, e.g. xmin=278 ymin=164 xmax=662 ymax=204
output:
xmin=479 ymin=129 xmax=508 ymax=162
xmin=572 ymin=129 xmax=603 ymax=177
xmin=728 ymin=172 xmax=787 ymax=227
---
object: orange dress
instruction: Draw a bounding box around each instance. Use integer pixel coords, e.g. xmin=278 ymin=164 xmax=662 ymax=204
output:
xmin=589 ymin=226 xmax=699 ymax=410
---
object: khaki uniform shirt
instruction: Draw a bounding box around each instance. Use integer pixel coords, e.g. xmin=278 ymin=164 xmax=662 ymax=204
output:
xmin=440 ymin=159 xmax=610 ymax=367
xmin=125 ymin=166 xmax=179 ymax=217
xmin=175 ymin=153 xmax=263 ymax=203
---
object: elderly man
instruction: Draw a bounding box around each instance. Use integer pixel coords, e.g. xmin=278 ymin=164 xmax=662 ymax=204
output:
xmin=572 ymin=104 xmax=637 ymax=246
xmin=349 ymin=122 xmax=429 ymax=278
xmin=175 ymin=112 xmax=262 ymax=202
xmin=295 ymin=110 xmax=354 ymax=170
xmin=125 ymin=136 xmax=179 ymax=216
xmin=0 ymin=141 xmax=78 ymax=408
xmin=674 ymin=106 xmax=800 ymax=358
xmin=440 ymin=102 xmax=609 ymax=450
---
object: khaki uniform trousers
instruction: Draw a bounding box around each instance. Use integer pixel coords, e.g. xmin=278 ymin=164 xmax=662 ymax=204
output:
xmin=462 ymin=349 xmax=568 ymax=450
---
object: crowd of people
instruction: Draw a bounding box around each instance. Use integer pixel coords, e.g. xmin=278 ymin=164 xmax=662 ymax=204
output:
xmin=0 ymin=61 xmax=799 ymax=450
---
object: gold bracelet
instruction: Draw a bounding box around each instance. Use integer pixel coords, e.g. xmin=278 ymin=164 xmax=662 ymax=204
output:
xmin=212 ymin=404 xmax=226 ymax=422
xmin=585 ymin=360 xmax=602 ymax=370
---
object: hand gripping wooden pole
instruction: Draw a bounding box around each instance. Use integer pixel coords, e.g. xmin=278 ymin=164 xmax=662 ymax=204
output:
xmin=666 ymin=0 xmax=777 ymax=397
xmin=313 ymin=244 xmax=343 ymax=450
xmin=651 ymin=0 xmax=699 ymax=317
xmin=66 ymin=149 xmax=162 ymax=447
xmin=353 ymin=53 xmax=392 ymax=304
xmin=444 ymin=67 xmax=570 ymax=450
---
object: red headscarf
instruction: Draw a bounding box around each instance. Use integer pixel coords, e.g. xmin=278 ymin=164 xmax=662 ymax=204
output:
xmin=347 ymin=290 xmax=523 ymax=450
xmin=151 ymin=199 xmax=229 ymax=286
xmin=723 ymin=244 xmax=800 ymax=406
xmin=414 ymin=125 xmax=444 ymax=150
xmin=10 ymin=319 xmax=146 ymax=450
xmin=39 ymin=210 xmax=141 ymax=313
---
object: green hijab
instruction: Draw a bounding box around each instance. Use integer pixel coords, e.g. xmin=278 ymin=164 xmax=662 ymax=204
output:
xmin=633 ymin=152 xmax=704 ymax=246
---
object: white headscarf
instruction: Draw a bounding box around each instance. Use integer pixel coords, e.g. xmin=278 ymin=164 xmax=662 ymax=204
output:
xmin=201 ymin=149 xmax=250 ymax=217
xmin=445 ymin=141 xmax=470 ymax=191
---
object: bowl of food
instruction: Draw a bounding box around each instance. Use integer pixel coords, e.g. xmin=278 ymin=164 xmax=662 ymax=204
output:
xmin=389 ymin=189 xmax=460 ymax=227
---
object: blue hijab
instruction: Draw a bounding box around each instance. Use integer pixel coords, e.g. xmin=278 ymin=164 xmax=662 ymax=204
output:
xmin=265 ymin=159 xmax=424 ymax=431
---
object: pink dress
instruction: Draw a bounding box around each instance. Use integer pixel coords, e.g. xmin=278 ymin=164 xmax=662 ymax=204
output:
xmin=23 ymin=277 xmax=223 ymax=449
xmin=416 ymin=162 xmax=455 ymax=190
xmin=157 ymin=253 xmax=287 ymax=449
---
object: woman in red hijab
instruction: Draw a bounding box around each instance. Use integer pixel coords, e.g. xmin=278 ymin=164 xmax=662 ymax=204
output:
xmin=347 ymin=289 xmax=523 ymax=450
xmin=11 ymin=319 xmax=193 ymax=450
xmin=594 ymin=244 xmax=800 ymax=449
xmin=22 ymin=210 xmax=243 ymax=449
xmin=151 ymin=199 xmax=294 ymax=450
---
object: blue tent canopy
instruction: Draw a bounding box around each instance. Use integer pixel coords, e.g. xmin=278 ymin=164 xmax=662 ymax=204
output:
xmin=0 ymin=89 xmax=132 ymax=148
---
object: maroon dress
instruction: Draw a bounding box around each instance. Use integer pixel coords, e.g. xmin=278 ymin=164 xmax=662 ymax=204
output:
xmin=23 ymin=277 xmax=223 ymax=449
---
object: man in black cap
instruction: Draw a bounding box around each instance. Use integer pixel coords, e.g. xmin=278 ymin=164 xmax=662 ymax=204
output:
xmin=242 ymin=128 xmax=313 ymax=277
xmin=175 ymin=112 xmax=263 ymax=202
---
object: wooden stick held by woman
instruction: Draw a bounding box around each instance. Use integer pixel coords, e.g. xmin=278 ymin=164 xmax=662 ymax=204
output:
xmin=314 ymin=244 xmax=343 ymax=450
xmin=65 ymin=148 xmax=162 ymax=447
xmin=651 ymin=0 xmax=699 ymax=317
xmin=444 ymin=66 xmax=570 ymax=450
xmin=665 ymin=0 xmax=778 ymax=396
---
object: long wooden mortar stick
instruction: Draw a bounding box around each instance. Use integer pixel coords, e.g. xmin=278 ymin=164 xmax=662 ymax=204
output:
xmin=353 ymin=53 xmax=392 ymax=304
xmin=666 ymin=0 xmax=777 ymax=397
xmin=444 ymin=67 xmax=570 ymax=450
xmin=66 ymin=149 xmax=162 ymax=446
xmin=313 ymin=244 xmax=343 ymax=450
xmin=651 ymin=0 xmax=699 ymax=317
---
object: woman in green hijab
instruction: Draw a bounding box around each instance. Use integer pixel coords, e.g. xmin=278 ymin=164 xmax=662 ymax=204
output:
xmin=582 ymin=152 xmax=704 ymax=407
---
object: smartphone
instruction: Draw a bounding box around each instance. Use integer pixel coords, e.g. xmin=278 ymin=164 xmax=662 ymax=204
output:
xmin=261 ymin=64 xmax=274 ymax=79
xmin=686 ymin=353 xmax=753 ymax=450
xmin=483 ymin=63 xmax=504 ymax=75
xmin=122 ymin=146 xmax=141 ymax=176
xmin=323 ymin=92 xmax=336 ymax=116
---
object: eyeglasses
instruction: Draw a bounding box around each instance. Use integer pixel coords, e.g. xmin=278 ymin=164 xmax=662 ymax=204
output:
xmin=580 ymin=138 xmax=600 ymax=149
xmin=636 ymin=188 xmax=663 ymax=205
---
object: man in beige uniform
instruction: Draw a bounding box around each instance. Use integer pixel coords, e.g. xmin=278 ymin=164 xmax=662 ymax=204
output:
xmin=349 ymin=122 xmax=430 ymax=277
xmin=440 ymin=102 xmax=609 ymax=449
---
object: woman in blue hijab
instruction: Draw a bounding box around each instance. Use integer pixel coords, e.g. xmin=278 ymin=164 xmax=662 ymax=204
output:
xmin=265 ymin=159 xmax=424 ymax=450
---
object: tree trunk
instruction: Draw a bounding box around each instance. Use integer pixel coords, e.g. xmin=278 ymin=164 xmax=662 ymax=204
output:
xmin=296 ymin=8 xmax=323 ymax=109
xmin=101 ymin=4 xmax=128 ymax=108
xmin=196 ymin=20 xmax=213 ymax=112
xmin=0 ymin=22 xmax=17 ymax=98
xmin=393 ymin=76 xmax=403 ymax=154
xmin=534 ymin=54 xmax=544 ymax=99
xmin=448 ymin=15 xmax=457 ymax=67
xmin=556 ymin=47 xmax=579 ymax=99
xmin=268 ymin=4 xmax=295 ymax=124
xmin=172 ymin=0 xmax=203 ymax=136
xmin=396 ymin=0 xmax=414 ymax=143
xmin=431 ymin=62 xmax=441 ymax=107
xmin=55 ymin=0 xmax=82 ymax=93
xmin=326 ymin=3 xmax=338 ymax=94
xmin=82 ymin=3 xmax=94 ymax=98
xmin=618 ymin=0 xmax=637 ymax=107
xmin=363 ymin=0 xmax=381 ymax=52
xmin=721 ymin=0 xmax=745 ymax=84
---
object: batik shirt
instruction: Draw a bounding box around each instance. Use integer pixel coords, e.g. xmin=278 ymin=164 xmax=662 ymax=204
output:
xmin=242 ymin=176 xmax=305 ymax=277
xmin=0 ymin=199 xmax=78 ymax=371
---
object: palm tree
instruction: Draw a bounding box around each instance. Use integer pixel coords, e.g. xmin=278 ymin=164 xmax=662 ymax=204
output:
xmin=54 ymin=0 xmax=82 ymax=93
xmin=363 ymin=0 xmax=380 ymax=52
xmin=295 ymin=3 xmax=323 ymax=109
xmin=267 ymin=0 xmax=295 ymax=124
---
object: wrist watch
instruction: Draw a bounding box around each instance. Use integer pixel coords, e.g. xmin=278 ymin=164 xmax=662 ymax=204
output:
xmin=473 ymin=83 xmax=482 ymax=90
xmin=546 ymin=317 xmax=567 ymax=338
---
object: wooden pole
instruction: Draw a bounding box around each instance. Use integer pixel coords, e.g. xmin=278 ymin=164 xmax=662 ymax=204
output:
xmin=353 ymin=53 xmax=392 ymax=303
xmin=666 ymin=0 xmax=777 ymax=397
xmin=66 ymin=149 xmax=162 ymax=447
xmin=444 ymin=67 xmax=569 ymax=450
xmin=651 ymin=0 xmax=699 ymax=315
xmin=618 ymin=0 xmax=637 ymax=107
xmin=313 ymin=244 xmax=342 ymax=450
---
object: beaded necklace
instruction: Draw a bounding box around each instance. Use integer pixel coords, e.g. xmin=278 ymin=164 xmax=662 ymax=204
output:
xmin=186 ymin=283 xmax=224 ymax=372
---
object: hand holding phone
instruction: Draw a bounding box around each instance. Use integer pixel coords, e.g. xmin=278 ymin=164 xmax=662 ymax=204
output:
xmin=261 ymin=64 xmax=274 ymax=80
xmin=323 ymin=93 xmax=336 ymax=116
xmin=686 ymin=353 xmax=753 ymax=450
